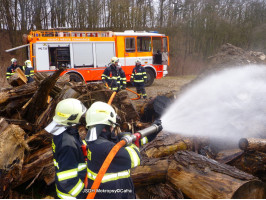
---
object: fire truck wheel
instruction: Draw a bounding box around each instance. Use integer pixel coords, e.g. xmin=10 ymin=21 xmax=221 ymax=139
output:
xmin=145 ymin=68 xmax=155 ymax=87
xmin=68 ymin=73 xmax=83 ymax=82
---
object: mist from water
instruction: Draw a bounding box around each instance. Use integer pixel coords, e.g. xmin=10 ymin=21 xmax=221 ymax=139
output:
xmin=161 ymin=65 xmax=266 ymax=145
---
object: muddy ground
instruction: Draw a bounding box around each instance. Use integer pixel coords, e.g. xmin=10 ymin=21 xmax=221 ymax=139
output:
xmin=127 ymin=75 xmax=195 ymax=102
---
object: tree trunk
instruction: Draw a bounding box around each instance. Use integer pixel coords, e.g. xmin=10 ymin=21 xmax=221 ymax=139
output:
xmin=239 ymin=138 xmax=266 ymax=153
xmin=22 ymin=68 xmax=64 ymax=123
xmin=167 ymin=151 xmax=265 ymax=199
xmin=228 ymin=150 xmax=266 ymax=182
xmin=132 ymin=150 xmax=265 ymax=199
xmin=0 ymin=82 xmax=38 ymax=105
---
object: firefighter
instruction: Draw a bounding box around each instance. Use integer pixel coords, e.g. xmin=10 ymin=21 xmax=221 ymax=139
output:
xmin=117 ymin=63 xmax=127 ymax=90
xmin=130 ymin=59 xmax=147 ymax=99
xmin=45 ymin=98 xmax=87 ymax=199
xmin=6 ymin=58 xmax=23 ymax=80
xmin=84 ymin=101 xmax=162 ymax=199
xmin=23 ymin=60 xmax=35 ymax=83
xmin=101 ymin=57 xmax=126 ymax=92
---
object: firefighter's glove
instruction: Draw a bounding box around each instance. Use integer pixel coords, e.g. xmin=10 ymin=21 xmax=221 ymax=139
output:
xmin=153 ymin=119 xmax=163 ymax=133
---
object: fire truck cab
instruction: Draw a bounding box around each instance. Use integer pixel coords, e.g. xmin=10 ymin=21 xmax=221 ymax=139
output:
xmin=12 ymin=30 xmax=169 ymax=86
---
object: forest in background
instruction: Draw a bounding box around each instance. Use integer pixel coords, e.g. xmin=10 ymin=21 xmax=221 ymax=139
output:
xmin=0 ymin=0 xmax=266 ymax=76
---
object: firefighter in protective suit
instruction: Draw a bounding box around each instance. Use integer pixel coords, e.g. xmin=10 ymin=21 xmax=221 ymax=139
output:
xmin=45 ymin=98 xmax=87 ymax=199
xmin=6 ymin=58 xmax=23 ymax=80
xmin=84 ymin=101 xmax=162 ymax=199
xmin=101 ymin=57 xmax=126 ymax=91
xmin=23 ymin=60 xmax=35 ymax=83
xmin=130 ymin=59 xmax=147 ymax=99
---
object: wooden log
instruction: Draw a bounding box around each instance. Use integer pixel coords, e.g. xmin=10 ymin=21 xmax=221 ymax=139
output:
xmin=215 ymin=149 xmax=244 ymax=164
xmin=167 ymin=151 xmax=266 ymax=199
xmin=22 ymin=68 xmax=64 ymax=123
xmin=131 ymin=158 xmax=169 ymax=187
xmin=8 ymin=68 xmax=27 ymax=86
xmin=14 ymin=147 xmax=53 ymax=187
xmin=141 ymin=132 xmax=208 ymax=158
xmin=0 ymin=124 xmax=29 ymax=198
xmin=228 ymin=150 xmax=266 ymax=181
xmin=0 ymin=82 xmax=37 ymax=105
xmin=135 ymin=183 xmax=184 ymax=199
xmin=239 ymin=138 xmax=266 ymax=153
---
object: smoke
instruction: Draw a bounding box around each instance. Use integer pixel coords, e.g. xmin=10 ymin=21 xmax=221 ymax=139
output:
xmin=161 ymin=65 xmax=266 ymax=147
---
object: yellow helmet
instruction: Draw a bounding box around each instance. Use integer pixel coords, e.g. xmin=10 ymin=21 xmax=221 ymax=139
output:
xmin=86 ymin=101 xmax=117 ymax=127
xmin=25 ymin=60 xmax=32 ymax=67
xmin=53 ymin=98 xmax=87 ymax=126
xmin=11 ymin=58 xmax=17 ymax=64
xmin=111 ymin=57 xmax=119 ymax=64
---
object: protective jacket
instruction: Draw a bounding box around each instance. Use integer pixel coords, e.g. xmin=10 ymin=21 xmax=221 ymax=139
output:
xmin=101 ymin=65 xmax=126 ymax=91
xmin=52 ymin=127 xmax=87 ymax=199
xmin=85 ymin=127 xmax=158 ymax=199
xmin=86 ymin=129 xmax=140 ymax=199
xmin=24 ymin=66 xmax=34 ymax=83
xmin=130 ymin=65 xmax=147 ymax=86
xmin=6 ymin=64 xmax=22 ymax=80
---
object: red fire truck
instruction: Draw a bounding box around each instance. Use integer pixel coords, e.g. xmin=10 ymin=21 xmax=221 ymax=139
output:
xmin=6 ymin=30 xmax=169 ymax=86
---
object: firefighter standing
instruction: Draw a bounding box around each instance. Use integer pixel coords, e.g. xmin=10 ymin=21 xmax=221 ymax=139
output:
xmin=117 ymin=63 xmax=127 ymax=90
xmin=45 ymin=98 xmax=87 ymax=199
xmin=23 ymin=60 xmax=35 ymax=83
xmin=6 ymin=58 xmax=23 ymax=80
xmin=130 ymin=59 xmax=147 ymax=99
xmin=84 ymin=101 xmax=162 ymax=199
xmin=101 ymin=57 xmax=126 ymax=92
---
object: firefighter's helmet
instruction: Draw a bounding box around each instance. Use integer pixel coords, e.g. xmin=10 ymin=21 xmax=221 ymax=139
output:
xmin=25 ymin=60 xmax=32 ymax=67
xmin=135 ymin=59 xmax=141 ymax=65
xmin=86 ymin=101 xmax=117 ymax=127
xmin=53 ymin=98 xmax=87 ymax=126
xmin=11 ymin=58 xmax=17 ymax=64
xmin=111 ymin=57 xmax=119 ymax=64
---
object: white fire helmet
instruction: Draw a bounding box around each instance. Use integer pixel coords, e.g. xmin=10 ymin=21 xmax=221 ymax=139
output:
xmin=86 ymin=101 xmax=117 ymax=127
xmin=53 ymin=98 xmax=87 ymax=126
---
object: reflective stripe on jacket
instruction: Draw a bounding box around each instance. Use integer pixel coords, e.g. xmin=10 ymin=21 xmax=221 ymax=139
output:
xmin=101 ymin=65 xmax=126 ymax=91
xmin=52 ymin=127 xmax=87 ymax=199
xmin=86 ymin=134 xmax=141 ymax=199
xmin=130 ymin=65 xmax=147 ymax=84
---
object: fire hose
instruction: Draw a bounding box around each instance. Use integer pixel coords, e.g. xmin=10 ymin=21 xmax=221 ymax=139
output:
xmin=86 ymin=124 xmax=162 ymax=199
xmin=105 ymin=83 xmax=140 ymax=101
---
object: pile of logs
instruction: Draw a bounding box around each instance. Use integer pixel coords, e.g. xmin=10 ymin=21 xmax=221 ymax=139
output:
xmin=0 ymin=69 xmax=265 ymax=198
xmin=0 ymin=69 xmax=139 ymax=198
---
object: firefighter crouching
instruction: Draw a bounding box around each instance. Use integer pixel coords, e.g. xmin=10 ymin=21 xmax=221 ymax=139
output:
xmin=6 ymin=58 xmax=23 ymax=80
xmin=101 ymin=57 xmax=126 ymax=92
xmin=23 ymin=60 xmax=35 ymax=83
xmin=130 ymin=59 xmax=147 ymax=99
xmin=84 ymin=101 xmax=162 ymax=199
xmin=45 ymin=98 xmax=87 ymax=199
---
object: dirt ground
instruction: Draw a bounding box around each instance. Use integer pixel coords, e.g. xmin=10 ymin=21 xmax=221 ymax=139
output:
xmin=127 ymin=75 xmax=195 ymax=101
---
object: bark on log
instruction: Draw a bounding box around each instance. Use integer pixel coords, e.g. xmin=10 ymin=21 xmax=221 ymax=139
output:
xmin=131 ymin=158 xmax=169 ymax=187
xmin=141 ymin=132 xmax=207 ymax=158
xmin=167 ymin=151 xmax=265 ymax=199
xmin=135 ymin=183 xmax=184 ymax=199
xmin=228 ymin=151 xmax=266 ymax=181
xmin=132 ymin=151 xmax=265 ymax=199
xmin=0 ymin=82 xmax=37 ymax=105
xmin=239 ymin=138 xmax=266 ymax=153
xmin=0 ymin=124 xmax=29 ymax=198
xmin=22 ymin=68 xmax=64 ymax=123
